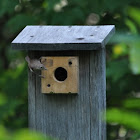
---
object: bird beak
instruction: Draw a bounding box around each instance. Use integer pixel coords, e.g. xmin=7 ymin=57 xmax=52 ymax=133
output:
xmin=44 ymin=67 xmax=47 ymax=70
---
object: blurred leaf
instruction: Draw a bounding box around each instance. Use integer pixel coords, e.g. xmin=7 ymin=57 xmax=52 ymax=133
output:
xmin=0 ymin=93 xmax=7 ymax=106
xmin=131 ymin=133 xmax=140 ymax=140
xmin=125 ymin=19 xmax=138 ymax=34
xmin=112 ymin=43 xmax=128 ymax=58
xmin=51 ymin=7 xmax=85 ymax=24
xmin=129 ymin=42 xmax=140 ymax=74
xmin=128 ymin=7 xmax=140 ymax=26
xmin=123 ymin=98 xmax=140 ymax=109
xmin=104 ymin=0 xmax=130 ymax=12
xmin=5 ymin=14 xmax=36 ymax=33
xmin=0 ymin=62 xmax=28 ymax=128
xmin=110 ymin=33 xmax=140 ymax=44
xmin=14 ymin=129 xmax=54 ymax=140
xmin=110 ymin=33 xmax=140 ymax=74
xmin=0 ymin=0 xmax=18 ymax=17
xmin=46 ymin=0 xmax=60 ymax=12
xmin=0 ymin=125 xmax=11 ymax=140
xmin=0 ymin=126 xmax=54 ymax=140
xmin=107 ymin=108 xmax=140 ymax=131
xmin=107 ymin=59 xmax=129 ymax=82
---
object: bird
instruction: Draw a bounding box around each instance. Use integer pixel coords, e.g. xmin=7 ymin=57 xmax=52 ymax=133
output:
xmin=25 ymin=55 xmax=47 ymax=78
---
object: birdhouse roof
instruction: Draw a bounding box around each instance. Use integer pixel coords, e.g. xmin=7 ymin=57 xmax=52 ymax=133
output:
xmin=11 ymin=25 xmax=115 ymax=51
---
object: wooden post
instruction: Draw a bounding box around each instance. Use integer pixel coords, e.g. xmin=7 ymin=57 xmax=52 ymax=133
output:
xmin=12 ymin=26 xmax=115 ymax=140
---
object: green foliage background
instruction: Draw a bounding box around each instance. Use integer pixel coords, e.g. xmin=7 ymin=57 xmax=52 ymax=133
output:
xmin=0 ymin=0 xmax=140 ymax=139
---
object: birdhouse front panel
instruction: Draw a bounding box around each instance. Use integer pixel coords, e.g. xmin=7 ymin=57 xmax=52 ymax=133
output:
xmin=41 ymin=57 xmax=79 ymax=94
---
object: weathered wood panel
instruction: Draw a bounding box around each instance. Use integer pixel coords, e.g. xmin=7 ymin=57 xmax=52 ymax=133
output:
xmin=90 ymin=49 xmax=106 ymax=140
xmin=12 ymin=26 xmax=115 ymax=50
xmin=28 ymin=52 xmax=36 ymax=129
xmin=28 ymin=50 xmax=106 ymax=140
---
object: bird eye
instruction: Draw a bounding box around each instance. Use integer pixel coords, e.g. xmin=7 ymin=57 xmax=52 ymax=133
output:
xmin=40 ymin=66 xmax=43 ymax=69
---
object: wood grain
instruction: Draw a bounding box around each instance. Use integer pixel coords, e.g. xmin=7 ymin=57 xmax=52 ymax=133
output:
xmin=12 ymin=25 xmax=115 ymax=50
xmin=28 ymin=51 xmax=36 ymax=129
xmin=28 ymin=50 xmax=106 ymax=140
xmin=90 ymin=49 xmax=106 ymax=140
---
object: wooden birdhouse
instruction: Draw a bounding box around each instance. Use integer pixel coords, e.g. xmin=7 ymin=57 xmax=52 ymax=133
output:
xmin=12 ymin=25 xmax=115 ymax=140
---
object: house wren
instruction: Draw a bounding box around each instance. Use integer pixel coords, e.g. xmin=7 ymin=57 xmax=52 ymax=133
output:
xmin=25 ymin=56 xmax=47 ymax=78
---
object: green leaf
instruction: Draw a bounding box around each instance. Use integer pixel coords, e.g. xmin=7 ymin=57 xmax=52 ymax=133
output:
xmin=0 ymin=93 xmax=7 ymax=106
xmin=14 ymin=129 xmax=54 ymax=140
xmin=123 ymin=98 xmax=140 ymax=109
xmin=112 ymin=43 xmax=128 ymax=58
xmin=104 ymin=0 xmax=130 ymax=12
xmin=129 ymin=42 xmax=140 ymax=74
xmin=0 ymin=0 xmax=18 ymax=18
xmin=5 ymin=14 xmax=36 ymax=33
xmin=107 ymin=59 xmax=130 ymax=82
xmin=0 ymin=126 xmax=54 ymax=140
xmin=131 ymin=133 xmax=140 ymax=140
xmin=51 ymin=7 xmax=85 ymax=25
xmin=0 ymin=125 xmax=11 ymax=140
xmin=107 ymin=108 xmax=140 ymax=131
xmin=128 ymin=7 xmax=140 ymax=26
xmin=110 ymin=33 xmax=140 ymax=44
xmin=125 ymin=19 xmax=138 ymax=34
xmin=110 ymin=33 xmax=140 ymax=74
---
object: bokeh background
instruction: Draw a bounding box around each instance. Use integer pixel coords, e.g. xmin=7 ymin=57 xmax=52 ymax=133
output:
xmin=0 ymin=0 xmax=140 ymax=140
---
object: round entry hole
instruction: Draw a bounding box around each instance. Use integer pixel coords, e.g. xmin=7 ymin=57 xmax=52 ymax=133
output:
xmin=47 ymin=84 xmax=51 ymax=87
xmin=54 ymin=67 xmax=67 ymax=81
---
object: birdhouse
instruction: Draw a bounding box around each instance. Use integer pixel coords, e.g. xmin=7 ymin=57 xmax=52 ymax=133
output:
xmin=12 ymin=25 xmax=115 ymax=140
